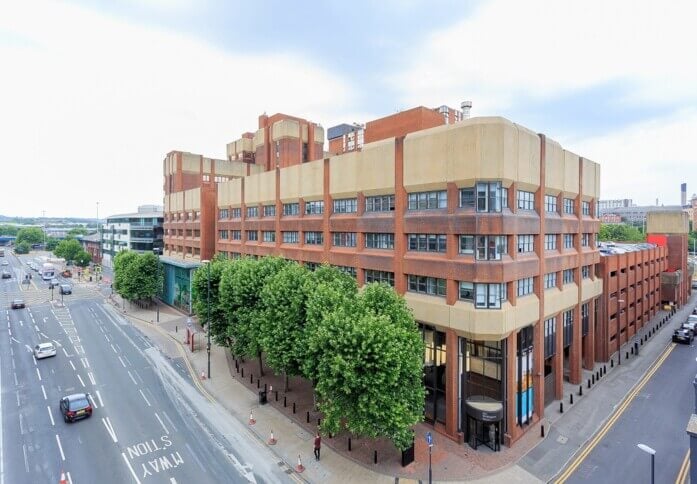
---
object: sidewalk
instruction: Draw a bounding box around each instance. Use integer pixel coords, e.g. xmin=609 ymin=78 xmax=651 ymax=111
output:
xmin=102 ymin=292 xmax=694 ymax=483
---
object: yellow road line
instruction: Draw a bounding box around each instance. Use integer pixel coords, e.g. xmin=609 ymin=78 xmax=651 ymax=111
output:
xmin=555 ymin=343 xmax=676 ymax=483
xmin=675 ymin=449 xmax=689 ymax=484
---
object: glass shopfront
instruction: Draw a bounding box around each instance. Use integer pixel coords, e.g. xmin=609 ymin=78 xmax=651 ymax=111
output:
xmin=421 ymin=325 xmax=447 ymax=425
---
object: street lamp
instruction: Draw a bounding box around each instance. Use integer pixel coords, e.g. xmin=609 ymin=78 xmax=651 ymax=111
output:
xmin=425 ymin=431 xmax=433 ymax=484
xmin=617 ymin=299 xmax=625 ymax=365
xmin=202 ymin=259 xmax=211 ymax=379
xmin=637 ymin=443 xmax=656 ymax=484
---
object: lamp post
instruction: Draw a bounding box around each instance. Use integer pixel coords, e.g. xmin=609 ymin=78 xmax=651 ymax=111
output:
xmin=617 ymin=299 xmax=625 ymax=365
xmin=425 ymin=431 xmax=433 ymax=484
xmin=202 ymin=259 xmax=211 ymax=379
xmin=637 ymin=443 xmax=656 ymax=484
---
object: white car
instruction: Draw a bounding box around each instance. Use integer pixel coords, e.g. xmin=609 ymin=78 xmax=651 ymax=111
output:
xmin=34 ymin=342 xmax=57 ymax=359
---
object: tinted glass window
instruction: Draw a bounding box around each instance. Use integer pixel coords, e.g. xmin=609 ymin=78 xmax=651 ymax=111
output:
xmin=69 ymin=397 xmax=90 ymax=410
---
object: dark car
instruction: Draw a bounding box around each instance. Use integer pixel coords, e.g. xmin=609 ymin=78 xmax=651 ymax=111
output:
xmin=673 ymin=327 xmax=693 ymax=345
xmin=59 ymin=284 xmax=72 ymax=295
xmin=11 ymin=299 xmax=25 ymax=309
xmin=59 ymin=393 xmax=92 ymax=423
xmin=1 ymin=270 xmax=10 ymax=279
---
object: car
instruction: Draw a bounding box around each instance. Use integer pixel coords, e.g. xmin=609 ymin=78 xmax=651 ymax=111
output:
xmin=1 ymin=271 xmax=10 ymax=279
xmin=673 ymin=327 xmax=693 ymax=344
xmin=1 ymin=261 xmax=8 ymax=266
xmin=681 ymin=321 xmax=697 ymax=337
xmin=693 ymin=307 xmax=697 ymax=315
xmin=692 ymin=281 xmax=697 ymax=290
xmin=48 ymin=278 xmax=60 ymax=289
xmin=59 ymin=284 xmax=72 ymax=295
xmin=34 ymin=342 xmax=57 ymax=359
xmin=11 ymin=299 xmax=25 ymax=309
xmin=59 ymin=393 xmax=92 ymax=423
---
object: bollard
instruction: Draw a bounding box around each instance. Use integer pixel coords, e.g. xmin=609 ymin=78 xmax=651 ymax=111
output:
xmin=257 ymin=379 xmax=260 ymax=389
xmin=318 ymin=418 xmax=321 ymax=427
xmin=175 ymin=325 xmax=178 ymax=333
xmin=611 ymin=359 xmax=614 ymax=368
xmin=640 ymin=339 xmax=643 ymax=346
xmin=293 ymin=402 xmax=296 ymax=414
xmin=592 ymin=374 xmax=595 ymax=384
xmin=264 ymin=383 xmax=267 ymax=393
xmin=348 ymin=437 xmax=352 ymax=451
xmin=604 ymin=365 xmax=607 ymax=374
xmin=631 ymin=347 xmax=634 ymax=355
xmin=560 ymin=402 xmax=564 ymax=413
xmin=250 ymin=373 xmax=254 ymax=384
xmin=570 ymin=393 xmax=573 ymax=405
xmin=284 ymin=396 xmax=287 ymax=407
xmin=306 ymin=411 xmax=310 ymax=423
xmin=588 ymin=379 xmax=591 ymax=389
xmin=374 ymin=450 xmax=377 ymax=464
xmin=626 ymin=351 xmax=629 ymax=359
xmin=541 ymin=424 xmax=545 ymax=438
xmin=579 ymin=385 xmax=583 ymax=396
xmin=241 ymin=367 xmax=244 ymax=378
xmin=235 ymin=361 xmax=239 ymax=372
xmin=596 ymin=371 xmax=600 ymax=380
xmin=275 ymin=390 xmax=278 ymax=402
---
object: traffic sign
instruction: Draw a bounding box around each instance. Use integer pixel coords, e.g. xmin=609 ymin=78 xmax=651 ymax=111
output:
xmin=425 ymin=431 xmax=433 ymax=447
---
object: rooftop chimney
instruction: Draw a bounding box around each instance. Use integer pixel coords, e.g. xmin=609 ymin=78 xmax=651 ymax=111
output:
xmin=461 ymin=101 xmax=472 ymax=119
xmin=681 ymin=182 xmax=687 ymax=206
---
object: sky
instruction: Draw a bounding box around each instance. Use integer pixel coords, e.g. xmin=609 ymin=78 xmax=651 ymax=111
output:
xmin=1 ymin=0 xmax=695 ymax=219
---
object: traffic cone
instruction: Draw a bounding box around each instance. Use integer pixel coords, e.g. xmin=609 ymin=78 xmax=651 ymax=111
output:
xmin=295 ymin=454 xmax=305 ymax=473
xmin=59 ymin=471 xmax=68 ymax=484
xmin=248 ymin=411 xmax=256 ymax=425
xmin=267 ymin=430 xmax=277 ymax=445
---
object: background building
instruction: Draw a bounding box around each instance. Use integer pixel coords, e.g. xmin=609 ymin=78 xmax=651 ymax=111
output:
xmin=101 ymin=205 xmax=163 ymax=268
xmin=79 ymin=232 xmax=102 ymax=264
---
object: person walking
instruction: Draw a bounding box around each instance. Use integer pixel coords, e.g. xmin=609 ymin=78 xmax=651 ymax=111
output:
xmin=313 ymin=432 xmax=321 ymax=461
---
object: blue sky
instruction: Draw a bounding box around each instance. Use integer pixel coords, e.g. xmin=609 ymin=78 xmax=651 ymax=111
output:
xmin=1 ymin=0 xmax=695 ymax=218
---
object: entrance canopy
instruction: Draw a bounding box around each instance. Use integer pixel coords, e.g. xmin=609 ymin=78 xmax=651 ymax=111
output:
xmin=465 ymin=395 xmax=503 ymax=422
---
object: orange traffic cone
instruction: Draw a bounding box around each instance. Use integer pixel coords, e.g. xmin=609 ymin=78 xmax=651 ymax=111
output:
xmin=59 ymin=471 xmax=68 ymax=484
xmin=267 ymin=430 xmax=277 ymax=445
xmin=248 ymin=411 xmax=256 ymax=425
xmin=295 ymin=454 xmax=305 ymax=473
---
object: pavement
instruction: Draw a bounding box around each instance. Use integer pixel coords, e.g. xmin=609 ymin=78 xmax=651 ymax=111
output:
xmin=100 ymin=283 xmax=694 ymax=484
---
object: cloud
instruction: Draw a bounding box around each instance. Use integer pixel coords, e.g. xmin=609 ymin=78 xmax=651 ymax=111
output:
xmin=0 ymin=1 xmax=356 ymax=218
xmin=391 ymin=0 xmax=697 ymax=114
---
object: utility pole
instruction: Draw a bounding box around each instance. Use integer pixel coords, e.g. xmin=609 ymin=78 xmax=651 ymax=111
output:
xmin=42 ymin=210 xmax=46 ymax=248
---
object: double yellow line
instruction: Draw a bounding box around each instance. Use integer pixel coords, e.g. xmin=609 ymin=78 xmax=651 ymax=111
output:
xmin=675 ymin=449 xmax=689 ymax=483
xmin=555 ymin=343 xmax=676 ymax=483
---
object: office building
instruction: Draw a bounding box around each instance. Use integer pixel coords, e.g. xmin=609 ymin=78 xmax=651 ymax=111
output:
xmin=101 ymin=205 xmax=164 ymax=268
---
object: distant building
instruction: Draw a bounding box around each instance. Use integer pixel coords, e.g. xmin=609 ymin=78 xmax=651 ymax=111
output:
xmin=599 ymin=213 xmax=622 ymax=224
xmin=602 ymin=205 xmax=684 ymax=225
xmin=597 ymin=199 xmax=633 ymax=213
xmin=101 ymin=205 xmax=164 ymax=268
xmin=79 ymin=233 xmax=102 ymax=264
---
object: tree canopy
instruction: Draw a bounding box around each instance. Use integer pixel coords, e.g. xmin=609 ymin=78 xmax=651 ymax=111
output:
xmin=16 ymin=227 xmax=44 ymax=245
xmin=45 ymin=237 xmax=60 ymax=251
xmin=113 ymin=251 xmax=162 ymax=301
xmin=0 ymin=225 xmax=19 ymax=236
xmin=53 ymin=239 xmax=83 ymax=262
xmin=14 ymin=241 xmax=30 ymax=254
xmin=598 ymin=223 xmax=645 ymax=242
xmin=191 ymin=257 xmax=227 ymax=344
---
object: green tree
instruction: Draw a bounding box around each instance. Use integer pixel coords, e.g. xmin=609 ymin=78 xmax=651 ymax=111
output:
xmin=113 ymin=250 xmax=138 ymax=298
xmin=16 ymin=227 xmax=44 ymax=245
xmin=74 ymin=250 xmax=92 ymax=267
xmin=67 ymin=227 xmax=88 ymax=238
xmin=53 ymin=239 xmax=83 ymax=262
xmin=0 ymin=225 xmax=19 ymax=236
xmin=45 ymin=237 xmax=60 ymax=251
xmin=598 ymin=223 xmax=644 ymax=242
xmin=191 ymin=257 xmax=228 ymax=344
xmin=14 ymin=241 xmax=30 ymax=254
xmin=313 ymin=286 xmax=425 ymax=451
xmin=259 ymin=262 xmax=310 ymax=391
xmin=127 ymin=252 xmax=163 ymax=301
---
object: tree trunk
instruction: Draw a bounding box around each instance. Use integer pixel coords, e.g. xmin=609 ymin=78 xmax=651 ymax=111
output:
xmin=284 ymin=373 xmax=290 ymax=393
xmin=258 ymin=352 xmax=264 ymax=377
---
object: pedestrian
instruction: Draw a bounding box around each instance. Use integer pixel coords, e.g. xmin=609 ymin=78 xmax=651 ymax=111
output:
xmin=313 ymin=432 xmax=321 ymax=461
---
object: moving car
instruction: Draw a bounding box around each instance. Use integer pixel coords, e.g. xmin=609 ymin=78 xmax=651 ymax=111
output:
xmin=34 ymin=342 xmax=57 ymax=359
xmin=59 ymin=284 xmax=72 ymax=295
xmin=59 ymin=393 xmax=92 ymax=422
xmin=1 ymin=260 xmax=8 ymax=266
xmin=1 ymin=270 xmax=10 ymax=279
xmin=48 ymin=278 xmax=60 ymax=289
xmin=673 ymin=327 xmax=693 ymax=344
xmin=11 ymin=299 xmax=25 ymax=309
xmin=681 ymin=320 xmax=697 ymax=337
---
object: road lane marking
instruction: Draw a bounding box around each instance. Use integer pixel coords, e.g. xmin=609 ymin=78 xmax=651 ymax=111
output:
xmin=41 ymin=385 xmax=47 ymax=400
xmin=13 ymin=373 xmax=18 ymax=386
xmin=52 ymin=339 xmax=62 ymax=347
xmin=81 ymin=357 xmax=90 ymax=368
xmin=88 ymin=394 xmax=98 ymax=409
xmin=127 ymin=370 xmax=138 ymax=385
xmin=96 ymin=390 xmax=104 ymax=408
xmin=104 ymin=334 xmax=110 ymax=342
xmin=22 ymin=444 xmax=29 ymax=473
xmin=121 ymin=452 xmax=142 ymax=484
xmin=56 ymin=434 xmax=65 ymax=461
xmin=69 ymin=360 xmax=76 ymax=371
xmin=99 ymin=325 xmax=105 ymax=333
xmin=35 ymin=368 xmax=42 ymax=381
xmin=88 ymin=372 xmax=95 ymax=385
xmin=555 ymin=343 xmax=675 ymax=483
xmin=66 ymin=472 xmax=73 ymax=484
xmin=162 ymin=411 xmax=177 ymax=432
xmin=170 ymin=479 xmax=177 ymax=484
xmin=47 ymin=406 xmax=55 ymax=426
xmin=102 ymin=417 xmax=118 ymax=443
xmin=118 ymin=356 xmax=126 ymax=368
xmin=7 ymin=328 xmax=11 ymax=337
xmin=111 ymin=343 xmax=118 ymax=353
xmin=138 ymin=389 xmax=151 ymax=407
xmin=77 ymin=374 xmax=85 ymax=387
xmin=34 ymin=325 xmax=39 ymax=332
xmin=40 ymin=332 xmax=49 ymax=339
xmin=123 ymin=355 xmax=132 ymax=366
xmin=32 ymin=355 xmax=36 ymax=366
xmin=62 ymin=348 xmax=72 ymax=357
xmin=676 ymin=449 xmax=689 ymax=483
xmin=154 ymin=413 xmax=169 ymax=434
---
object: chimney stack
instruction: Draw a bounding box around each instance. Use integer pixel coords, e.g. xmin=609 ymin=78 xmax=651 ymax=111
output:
xmin=461 ymin=101 xmax=472 ymax=119
xmin=681 ymin=183 xmax=687 ymax=206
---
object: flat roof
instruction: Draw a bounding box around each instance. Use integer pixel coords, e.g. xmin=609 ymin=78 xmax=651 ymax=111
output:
xmin=159 ymin=255 xmax=201 ymax=269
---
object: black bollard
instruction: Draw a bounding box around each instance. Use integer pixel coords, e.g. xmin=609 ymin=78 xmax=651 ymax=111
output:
xmin=626 ymin=351 xmax=629 ymax=359
xmin=592 ymin=374 xmax=595 ymax=384
xmin=631 ymin=347 xmax=634 ymax=355
xmin=579 ymin=385 xmax=583 ymax=396
xmin=284 ymin=396 xmax=287 ymax=407
xmin=292 ymin=402 xmax=296 ymax=414
xmin=560 ymin=402 xmax=564 ymax=413
xmin=257 ymin=379 xmax=260 ymax=389
xmin=318 ymin=418 xmax=321 ymax=427
xmin=596 ymin=371 xmax=600 ymax=380
xmin=588 ymin=379 xmax=591 ymax=389
xmin=604 ymin=365 xmax=607 ymax=374
xmin=250 ymin=373 xmax=254 ymax=383
xmin=275 ymin=390 xmax=278 ymax=402
xmin=570 ymin=393 xmax=573 ymax=405
xmin=235 ymin=361 xmax=239 ymax=372
xmin=611 ymin=359 xmax=614 ymax=368
xmin=374 ymin=450 xmax=377 ymax=464
xmin=306 ymin=411 xmax=310 ymax=423
xmin=541 ymin=424 xmax=545 ymax=437
xmin=241 ymin=367 xmax=244 ymax=378
xmin=348 ymin=437 xmax=352 ymax=451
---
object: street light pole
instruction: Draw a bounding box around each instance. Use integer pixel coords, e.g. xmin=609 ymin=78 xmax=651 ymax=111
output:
xmin=202 ymin=259 xmax=211 ymax=379
xmin=637 ymin=443 xmax=656 ymax=484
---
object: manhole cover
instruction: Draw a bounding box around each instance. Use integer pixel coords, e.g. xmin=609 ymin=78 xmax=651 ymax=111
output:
xmin=557 ymin=435 xmax=569 ymax=444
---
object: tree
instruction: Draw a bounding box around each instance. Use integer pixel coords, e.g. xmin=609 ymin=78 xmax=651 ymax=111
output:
xmin=259 ymin=262 xmax=310 ymax=391
xmin=53 ymin=239 xmax=83 ymax=263
xmin=598 ymin=223 xmax=644 ymax=242
xmin=67 ymin=227 xmax=88 ymax=238
xmin=191 ymin=257 xmax=228 ymax=345
xmin=0 ymin=225 xmax=19 ymax=236
xmin=312 ymin=287 xmax=425 ymax=451
xmin=16 ymin=227 xmax=44 ymax=245
xmin=127 ymin=252 xmax=163 ymax=301
xmin=14 ymin=241 xmax=30 ymax=254
xmin=74 ymin=250 xmax=92 ymax=267
xmin=45 ymin=237 xmax=60 ymax=251
xmin=113 ymin=250 xmax=138 ymax=298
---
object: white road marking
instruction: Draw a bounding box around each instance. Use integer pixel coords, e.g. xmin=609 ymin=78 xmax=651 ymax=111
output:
xmin=88 ymin=372 xmax=95 ymax=385
xmin=99 ymin=325 xmax=105 ymax=333
xmin=7 ymin=328 xmax=11 ymax=337
xmin=162 ymin=411 xmax=178 ymax=432
xmin=81 ymin=357 xmax=90 ymax=368
xmin=110 ymin=343 xmax=117 ymax=353
xmin=77 ymin=374 xmax=85 ymax=387
xmin=67 ymin=472 xmax=73 ymax=484
xmin=138 ymin=389 xmax=151 ymax=407
xmin=52 ymin=339 xmax=62 ymax=347
xmin=35 ymin=368 xmax=41 ymax=381
xmin=170 ymin=479 xmax=177 ymax=484
xmin=121 ymin=452 xmax=141 ymax=484
xmin=18 ymin=321 xmax=22 ymax=327
xmin=69 ymin=360 xmax=76 ymax=371
xmin=88 ymin=394 xmax=98 ymax=409
xmin=154 ymin=412 xmax=169 ymax=434
xmin=118 ymin=356 xmax=126 ymax=368
xmin=47 ymin=406 xmax=55 ymax=426
xmin=104 ymin=333 xmax=110 ymax=342
xmin=34 ymin=325 xmax=39 ymax=332
xmin=32 ymin=355 xmax=36 ymax=366
xmin=13 ymin=373 xmax=18 ymax=386
xmin=102 ymin=417 xmax=118 ymax=443
xmin=16 ymin=392 xmax=20 ymax=408
xmin=40 ymin=332 xmax=49 ymax=339
xmin=123 ymin=355 xmax=132 ymax=366
xmin=127 ymin=371 xmax=138 ymax=385
xmin=62 ymin=347 xmax=72 ymax=358
xmin=22 ymin=444 xmax=29 ymax=473
xmin=95 ymin=390 xmax=104 ymax=408
xmin=55 ymin=434 xmax=65 ymax=461
xmin=11 ymin=337 xmax=20 ymax=344
xmin=41 ymin=385 xmax=47 ymax=400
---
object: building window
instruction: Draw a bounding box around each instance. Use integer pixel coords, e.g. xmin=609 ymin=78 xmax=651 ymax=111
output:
xmin=564 ymin=198 xmax=574 ymax=214
xmin=563 ymin=234 xmax=574 ymax=249
xmin=305 ymin=200 xmax=324 ymax=215
xmin=332 ymin=232 xmax=357 ymax=247
xmin=231 ymin=230 xmax=241 ymax=240
xmin=407 ymin=275 xmax=446 ymax=297
xmin=408 ymin=190 xmax=447 ymax=210
xmin=460 ymin=187 xmax=475 ymax=208
xmin=581 ymin=233 xmax=590 ymax=247
xmin=246 ymin=230 xmax=258 ymax=241
xmin=246 ymin=206 xmax=258 ymax=218
xmin=517 ymin=277 xmax=533 ymax=297
xmin=262 ymin=231 xmax=276 ymax=242
xmin=582 ymin=201 xmax=591 ymax=216
xmin=517 ymin=190 xmax=535 ymax=211
xmin=365 ymin=233 xmax=394 ymax=249
xmin=582 ymin=265 xmax=591 ymax=279
xmin=218 ymin=230 xmax=228 ymax=240
xmin=460 ymin=282 xmax=507 ymax=308
xmin=563 ymin=269 xmax=574 ymax=284
xmin=563 ymin=309 xmax=573 ymax=347
xmin=231 ymin=208 xmax=241 ymax=219
xmin=219 ymin=209 xmax=229 ymax=219
xmin=408 ymin=234 xmax=446 ymax=253
xmin=474 ymin=235 xmax=507 ymax=260
xmin=516 ymin=326 xmax=534 ymax=425
xmin=304 ymin=231 xmax=324 ymax=245
xmin=582 ymin=303 xmax=589 ymax=336
xmin=283 ymin=203 xmax=299 ymax=216
xmin=459 ymin=235 xmax=474 ymax=255
xmin=365 ymin=269 xmax=394 ymax=286
xmin=544 ymin=195 xmax=558 ymax=213
xmin=517 ymin=235 xmax=534 ymax=253
xmin=365 ymin=194 xmax=395 ymax=212
xmin=282 ymin=231 xmax=299 ymax=243
xmin=422 ymin=325 xmax=447 ymax=425
xmin=333 ymin=265 xmax=357 ymax=278
xmin=544 ymin=317 xmax=556 ymax=359
xmin=544 ymin=234 xmax=557 ymax=251
xmin=544 ymin=272 xmax=557 ymax=289
xmin=333 ymin=198 xmax=357 ymax=214
xmin=263 ymin=204 xmax=276 ymax=217
xmin=460 ymin=181 xmax=507 ymax=211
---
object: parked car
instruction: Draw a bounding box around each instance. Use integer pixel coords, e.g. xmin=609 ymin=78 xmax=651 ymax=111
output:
xmin=59 ymin=393 xmax=92 ymax=423
xmin=11 ymin=299 xmax=25 ymax=309
xmin=48 ymin=278 xmax=60 ymax=289
xmin=1 ymin=270 xmax=11 ymax=279
xmin=681 ymin=321 xmax=697 ymax=337
xmin=34 ymin=342 xmax=57 ymax=359
xmin=59 ymin=284 xmax=72 ymax=295
xmin=673 ymin=327 xmax=693 ymax=344
xmin=1 ymin=260 xmax=8 ymax=266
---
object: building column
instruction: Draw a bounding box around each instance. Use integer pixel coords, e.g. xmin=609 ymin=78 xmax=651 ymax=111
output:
xmin=533 ymin=319 xmax=545 ymax=420
xmin=583 ymin=298 xmax=596 ymax=370
xmin=445 ymin=329 xmax=461 ymax=442
xmin=504 ymin=331 xmax=519 ymax=446
xmin=569 ymin=304 xmax=582 ymax=384
xmin=393 ymin=137 xmax=406 ymax=295
xmin=554 ymin=315 xmax=564 ymax=400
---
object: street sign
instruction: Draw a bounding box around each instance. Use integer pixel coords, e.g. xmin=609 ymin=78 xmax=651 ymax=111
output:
xmin=425 ymin=431 xmax=433 ymax=447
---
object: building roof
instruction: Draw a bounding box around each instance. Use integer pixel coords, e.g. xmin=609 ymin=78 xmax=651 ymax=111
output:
xmin=80 ymin=233 xmax=101 ymax=242
xmin=159 ymin=255 xmax=201 ymax=269
xmin=106 ymin=210 xmax=163 ymax=220
xmin=598 ymin=241 xmax=658 ymax=256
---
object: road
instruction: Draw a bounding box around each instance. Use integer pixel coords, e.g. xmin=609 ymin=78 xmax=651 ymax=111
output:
xmin=557 ymin=316 xmax=696 ymax=483
xmin=1 ymin=250 xmax=291 ymax=483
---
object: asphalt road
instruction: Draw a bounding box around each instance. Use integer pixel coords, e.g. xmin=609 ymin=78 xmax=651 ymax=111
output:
xmin=1 ymin=251 xmax=291 ymax=483
xmin=561 ymin=320 xmax=696 ymax=483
